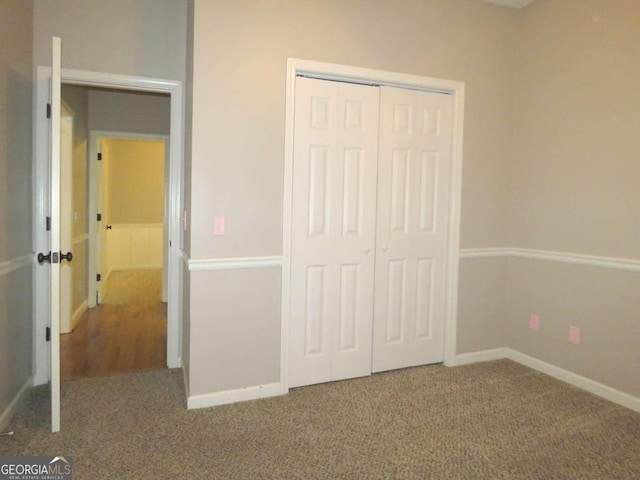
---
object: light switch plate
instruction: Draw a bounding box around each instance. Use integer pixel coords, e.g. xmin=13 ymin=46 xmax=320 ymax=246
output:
xmin=213 ymin=216 xmax=226 ymax=236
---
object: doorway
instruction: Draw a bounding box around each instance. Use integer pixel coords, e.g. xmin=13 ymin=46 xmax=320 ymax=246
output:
xmin=33 ymin=68 xmax=184 ymax=388
xmin=59 ymin=111 xmax=170 ymax=379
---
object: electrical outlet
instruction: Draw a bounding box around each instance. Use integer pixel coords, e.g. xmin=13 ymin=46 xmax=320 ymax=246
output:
xmin=568 ymin=326 xmax=581 ymax=345
xmin=529 ymin=314 xmax=540 ymax=331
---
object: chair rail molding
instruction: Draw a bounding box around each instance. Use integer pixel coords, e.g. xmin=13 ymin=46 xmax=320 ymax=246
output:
xmin=0 ymin=255 xmax=33 ymax=277
xmin=459 ymin=247 xmax=640 ymax=272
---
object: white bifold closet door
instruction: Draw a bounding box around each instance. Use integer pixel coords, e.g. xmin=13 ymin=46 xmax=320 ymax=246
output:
xmin=289 ymin=77 xmax=380 ymax=388
xmin=372 ymin=86 xmax=453 ymax=373
xmin=289 ymin=78 xmax=453 ymax=388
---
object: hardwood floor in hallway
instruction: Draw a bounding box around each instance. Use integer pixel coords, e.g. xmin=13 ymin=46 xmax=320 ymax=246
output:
xmin=61 ymin=270 xmax=167 ymax=381
xmin=61 ymin=302 xmax=167 ymax=380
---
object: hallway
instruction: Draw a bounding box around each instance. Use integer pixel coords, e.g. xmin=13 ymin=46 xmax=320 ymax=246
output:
xmin=60 ymin=270 xmax=167 ymax=380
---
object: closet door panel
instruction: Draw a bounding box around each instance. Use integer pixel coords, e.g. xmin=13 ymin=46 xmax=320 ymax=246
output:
xmin=290 ymin=77 xmax=379 ymax=388
xmin=373 ymin=87 xmax=453 ymax=373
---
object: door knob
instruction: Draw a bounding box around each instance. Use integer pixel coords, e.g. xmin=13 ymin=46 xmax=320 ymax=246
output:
xmin=106 ymin=225 xmax=112 ymax=230
xmin=37 ymin=251 xmax=73 ymax=264
xmin=382 ymin=245 xmax=388 ymax=251
xmin=364 ymin=248 xmax=370 ymax=254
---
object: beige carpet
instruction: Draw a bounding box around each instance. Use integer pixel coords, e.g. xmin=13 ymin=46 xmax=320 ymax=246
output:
xmin=102 ymin=269 xmax=163 ymax=305
xmin=2 ymin=360 xmax=639 ymax=479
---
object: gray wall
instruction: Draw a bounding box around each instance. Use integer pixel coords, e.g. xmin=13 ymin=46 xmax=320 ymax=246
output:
xmin=88 ymin=89 xmax=170 ymax=136
xmin=507 ymin=259 xmax=640 ymax=398
xmin=0 ymin=0 xmax=33 ymax=425
xmin=505 ymin=0 xmax=640 ymax=397
xmin=187 ymin=0 xmax=640 ymax=400
xmin=33 ymin=0 xmax=186 ymax=82
xmin=187 ymin=0 xmax=516 ymax=397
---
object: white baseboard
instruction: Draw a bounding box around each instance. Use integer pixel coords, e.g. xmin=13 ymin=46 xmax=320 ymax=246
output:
xmin=187 ymin=382 xmax=285 ymax=410
xmin=71 ymin=300 xmax=88 ymax=331
xmin=0 ymin=376 xmax=33 ymax=431
xmin=184 ymin=349 xmax=640 ymax=414
xmin=453 ymin=348 xmax=508 ymax=366
xmin=504 ymin=349 xmax=640 ymax=413
xmin=452 ymin=347 xmax=640 ymax=413
xmin=168 ymin=355 xmax=181 ymax=370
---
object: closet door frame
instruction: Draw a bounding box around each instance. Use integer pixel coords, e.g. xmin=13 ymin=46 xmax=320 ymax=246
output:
xmin=281 ymin=58 xmax=466 ymax=391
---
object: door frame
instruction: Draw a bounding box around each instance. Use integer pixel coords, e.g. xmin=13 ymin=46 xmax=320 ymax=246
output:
xmin=88 ymin=131 xmax=171 ymax=306
xmin=280 ymin=58 xmax=465 ymax=390
xmin=33 ymin=67 xmax=184 ymax=385
xmin=59 ymin=101 xmax=74 ymax=334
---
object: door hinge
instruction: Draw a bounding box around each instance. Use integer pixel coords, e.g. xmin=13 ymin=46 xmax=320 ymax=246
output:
xmin=46 ymin=327 xmax=51 ymax=342
xmin=46 ymin=103 xmax=51 ymax=119
xmin=46 ymin=216 xmax=51 ymax=231
xmin=97 ymin=213 xmax=102 ymax=222
xmin=97 ymin=153 xmax=102 ymax=161
xmin=97 ymin=274 xmax=101 ymax=282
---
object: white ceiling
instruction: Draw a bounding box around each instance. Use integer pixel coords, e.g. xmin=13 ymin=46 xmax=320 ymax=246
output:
xmin=481 ymin=0 xmax=536 ymax=8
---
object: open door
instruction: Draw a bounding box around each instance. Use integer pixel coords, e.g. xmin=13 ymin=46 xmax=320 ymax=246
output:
xmin=48 ymin=36 xmax=63 ymax=433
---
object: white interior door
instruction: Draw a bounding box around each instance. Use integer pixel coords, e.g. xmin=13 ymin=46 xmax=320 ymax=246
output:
xmin=59 ymin=113 xmax=73 ymax=334
xmin=49 ymin=36 xmax=62 ymax=432
xmin=372 ymin=86 xmax=453 ymax=373
xmin=289 ymin=77 xmax=380 ymax=388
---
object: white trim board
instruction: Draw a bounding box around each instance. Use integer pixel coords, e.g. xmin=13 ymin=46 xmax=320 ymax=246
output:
xmin=459 ymin=248 xmax=508 ymax=259
xmin=0 ymin=255 xmax=33 ymax=277
xmin=281 ymin=58 xmax=466 ymax=393
xmin=186 ymin=346 xmax=640 ymax=414
xmin=187 ymin=382 xmax=285 ymax=410
xmin=459 ymin=247 xmax=640 ymax=272
xmin=70 ymin=299 xmax=88 ymax=332
xmin=188 ymin=256 xmax=282 ymax=271
xmin=452 ymin=348 xmax=509 ymax=365
xmin=452 ymin=348 xmax=640 ymax=414
xmin=0 ymin=376 xmax=33 ymax=431
xmin=72 ymin=234 xmax=89 ymax=245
